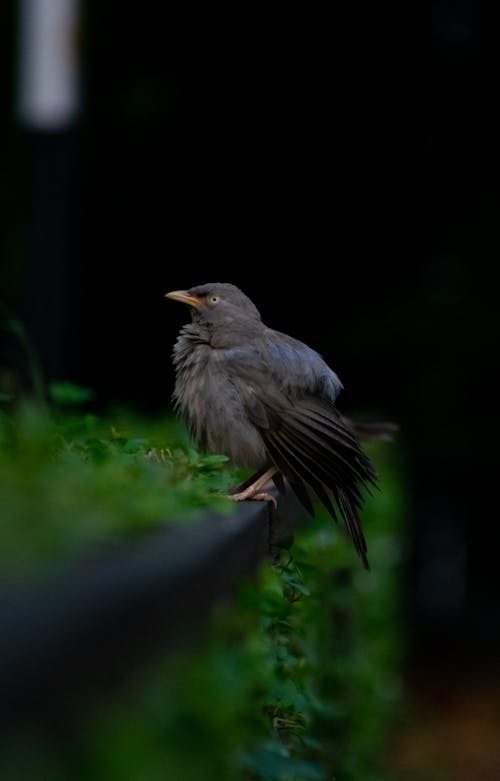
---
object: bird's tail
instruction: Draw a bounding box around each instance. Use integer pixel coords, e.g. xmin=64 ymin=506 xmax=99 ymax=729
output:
xmin=345 ymin=418 xmax=399 ymax=442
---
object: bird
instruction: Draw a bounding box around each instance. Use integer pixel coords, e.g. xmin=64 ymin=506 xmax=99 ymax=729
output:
xmin=166 ymin=282 xmax=377 ymax=569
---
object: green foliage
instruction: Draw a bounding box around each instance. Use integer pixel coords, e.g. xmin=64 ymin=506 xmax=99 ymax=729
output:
xmin=48 ymin=381 xmax=96 ymax=406
xmin=0 ymin=401 xmax=404 ymax=780
xmin=0 ymin=402 xmax=237 ymax=568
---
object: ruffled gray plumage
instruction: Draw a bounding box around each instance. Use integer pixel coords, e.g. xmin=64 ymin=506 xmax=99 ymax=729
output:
xmin=169 ymin=282 xmax=375 ymax=568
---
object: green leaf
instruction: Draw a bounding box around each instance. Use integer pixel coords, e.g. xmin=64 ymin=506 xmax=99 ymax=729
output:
xmin=282 ymin=574 xmax=311 ymax=596
xmin=122 ymin=437 xmax=150 ymax=454
xmin=49 ymin=382 xmax=95 ymax=406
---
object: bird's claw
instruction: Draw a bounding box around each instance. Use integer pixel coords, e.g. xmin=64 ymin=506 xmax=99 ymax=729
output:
xmin=227 ymin=491 xmax=277 ymax=509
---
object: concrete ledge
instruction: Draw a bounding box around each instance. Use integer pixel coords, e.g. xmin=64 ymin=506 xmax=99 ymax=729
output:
xmin=0 ymin=488 xmax=304 ymax=729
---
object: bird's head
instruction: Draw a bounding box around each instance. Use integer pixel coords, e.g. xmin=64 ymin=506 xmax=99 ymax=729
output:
xmin=165 ymin=282 xmax=261 ymax=326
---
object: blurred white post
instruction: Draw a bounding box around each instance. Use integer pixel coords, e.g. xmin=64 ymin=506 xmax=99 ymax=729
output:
xmin=18 ymin=0 xmax=81 ymax=129
xmin=17 ymin=0 xmax=82 ymax=384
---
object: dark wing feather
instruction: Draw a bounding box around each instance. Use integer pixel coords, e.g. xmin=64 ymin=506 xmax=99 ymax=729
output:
xmin=283 ymin=413 xmax=372 ymax=500
xmin=272 ymin=470 xmax=287 ymax=495
xmin=264 ymin=435 xmax=315 ymax=515
xmin=266 ymin=430 xmax=338 ymax=519
xmin=275 ymin=425 xmax=359 ymax=511
xmin=222 ymin=345 xmax=374 ymax=568
xmin=246 ymin=393 xmax=374 ymax=569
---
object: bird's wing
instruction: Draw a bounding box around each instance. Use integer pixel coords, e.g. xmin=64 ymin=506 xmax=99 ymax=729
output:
xmin=264 ymin=329 xmax=344 ymax=403
xmin=263 ymin=396 xmax=374 ymax=569
xmin=223 ymin=345 xmax=374 ymax=568
xmin=218 ymin=330 xmax=343 ymax=404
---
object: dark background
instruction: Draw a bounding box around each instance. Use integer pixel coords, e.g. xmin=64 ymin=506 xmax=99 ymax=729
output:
xmin=1 ymin=3 xmax=499 ymax=662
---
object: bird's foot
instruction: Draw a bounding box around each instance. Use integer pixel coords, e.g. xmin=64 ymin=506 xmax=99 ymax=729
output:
xmin=227 ymin=489 xmax=277 ymax=508
xmin=226 ymin=465 xmax=279 ymax=508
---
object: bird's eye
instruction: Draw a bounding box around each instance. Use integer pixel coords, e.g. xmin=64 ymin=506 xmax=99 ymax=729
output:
xmin=210 ymin=296 xmax=219 ymax=304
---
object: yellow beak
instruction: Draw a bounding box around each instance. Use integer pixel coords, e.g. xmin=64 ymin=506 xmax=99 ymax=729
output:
xmin=165 ymin=290 xmax=201 ymax=308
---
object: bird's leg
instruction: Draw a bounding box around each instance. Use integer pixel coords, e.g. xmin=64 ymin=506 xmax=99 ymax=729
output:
xmin=227 ymin=465 xmax=279 ymax=507
xmin=227 ymin=466 xmax=269 ymax=496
